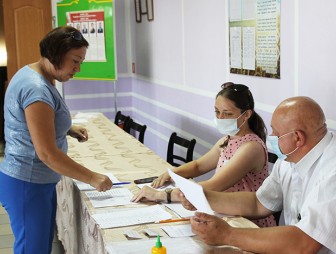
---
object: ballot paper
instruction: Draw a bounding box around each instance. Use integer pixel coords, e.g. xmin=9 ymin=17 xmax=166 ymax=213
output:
xmin=73 ymin=112 xmax=101 ymax=119
xmin=167 ymin=169 xmax=214 ymax=215
xmin=106 ymin=237 xmax=203 ymax=254
xmin=72 ymin=112 xmax=101 ymax=124
xmin=161 ymin=224 xmax=196 ymax=237
xmin=164 ymin=203 xmax=195 ymax=218
xmin=92 ymin=205 xmax=172 ymax=229
xmin=84 ymin=188 xmax=134 ymax=208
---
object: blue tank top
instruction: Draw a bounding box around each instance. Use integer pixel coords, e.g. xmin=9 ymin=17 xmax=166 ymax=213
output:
xmin=0 ymin=65 xmax=72 ymax=183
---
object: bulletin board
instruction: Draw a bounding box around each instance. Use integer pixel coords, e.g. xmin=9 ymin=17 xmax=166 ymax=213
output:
xmin=229 ymin=0 xmax=281 ymax=79
xmin=57 ymin=0 xmax=117 ymax=80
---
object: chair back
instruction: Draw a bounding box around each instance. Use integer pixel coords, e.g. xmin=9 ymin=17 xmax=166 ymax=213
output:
xmin=167 ymin=132 xmax=196 ymax=167
xmin=267 ymin=151 xmax=278 ymax=174
xmin=125 ymin=119 xmax=147 ymax=143
xmin=114 ymin=111 xmax=131 ymax=132
xmin=267 ymin=152 xmax=282 ymax=225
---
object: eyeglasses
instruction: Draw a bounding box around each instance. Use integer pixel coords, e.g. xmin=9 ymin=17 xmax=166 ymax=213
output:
xmin=222 ymin=82 xmax=249 ymax=92
xmin=67 ymin=30 xmax=83 ymax=41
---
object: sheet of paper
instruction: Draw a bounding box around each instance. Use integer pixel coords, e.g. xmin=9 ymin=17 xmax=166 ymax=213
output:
xmin=142 ymin=229 xmax=161 ymax=238
xmin=161 ymin=224 xmax=196 ymax=238
xmin=72 ymin=118 xmax=88 ymax=124
xmin=84 ymin=188 xmax=134 ymax=208
xmin=106 ymin=237 xmax=203 ymax=254
xmin=124 ymin=229 xmax=142 ymax=239
xmin=74 ymin=173 xmax=120 ymax=191
xmin=164 ymin=203 xmax=195 ymax=218
xmin=167 ymin=169 xmax=214 ymax=215
xmin=73 ymin=112 xmax=101 ymax=119
xmin=92 ymin=205 xmax=172 ymax=229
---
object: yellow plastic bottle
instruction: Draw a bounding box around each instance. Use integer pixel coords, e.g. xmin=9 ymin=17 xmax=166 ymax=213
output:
xmin=151 ymin=235 xmax=167 ymax=254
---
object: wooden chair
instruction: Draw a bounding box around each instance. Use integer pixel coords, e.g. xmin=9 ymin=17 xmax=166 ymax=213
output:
xmin=268 ymin=152 xmax=282 ymax=225
xmin=268 ymin=152 xmax=278 ymax=164
xmin=167 ymin=132 xmax=196 ymax=167
xmin=114 ymin=111 xmax=131 ymax=132
xmin=125 ymin=119 xmax=147 ymax=143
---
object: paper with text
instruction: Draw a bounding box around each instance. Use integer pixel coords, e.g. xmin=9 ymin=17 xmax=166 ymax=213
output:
xmin=167 ymin=169 xmax=214 ymax=215
xmin=161 ymin=224 xmax=196 ymax=238
xmin=84 ymin=188 xmax=134 ymax=208
xmin=92 ymin=205 xmax=172 ymax=228
xmin=164 ymin=203 xmax=195 ymax=218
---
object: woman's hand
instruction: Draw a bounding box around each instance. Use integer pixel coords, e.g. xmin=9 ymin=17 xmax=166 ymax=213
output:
xmin=151 ymin=172 xmax=172 ymax=188
xmin=68 ymin=125 xmax=88 ymax=142
xmin=131 ymin=185 xmax=166 ymax=203
xmin=89 ymin=172 xmax=112 ymax=192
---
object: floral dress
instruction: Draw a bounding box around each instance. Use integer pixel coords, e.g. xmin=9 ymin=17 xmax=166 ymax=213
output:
xmin=216 ymin=134 xmax=276 ymax=227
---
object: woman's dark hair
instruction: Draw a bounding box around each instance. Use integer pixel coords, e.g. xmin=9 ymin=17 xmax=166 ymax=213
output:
xmin=39 ymin=26 xmax=89 ymax=69
xmin=217 ymin=82 xmax=267 ymax=146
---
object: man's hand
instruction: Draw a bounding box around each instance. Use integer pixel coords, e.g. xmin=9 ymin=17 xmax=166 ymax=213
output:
xmin=191 ymin=212 xmax=231 ymax=245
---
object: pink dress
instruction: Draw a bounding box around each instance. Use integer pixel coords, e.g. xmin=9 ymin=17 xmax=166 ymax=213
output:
xmin=216 ymin=133 xmax=276 ymax=227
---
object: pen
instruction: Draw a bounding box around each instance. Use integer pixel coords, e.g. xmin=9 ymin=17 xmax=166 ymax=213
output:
xmin=113 ymin=182 xmax=131 ymax=186
xmin=158 ymin=218 xmax=190 ymax=224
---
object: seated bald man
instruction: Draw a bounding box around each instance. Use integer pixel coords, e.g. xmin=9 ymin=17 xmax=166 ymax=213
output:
xmin=181 ymin=96 xmax=336 ymax=254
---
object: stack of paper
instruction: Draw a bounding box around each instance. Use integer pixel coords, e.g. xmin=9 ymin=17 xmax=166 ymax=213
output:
xmin=164 ymin=203 xmax=195 ymax=218
xmin=92 ymin=205 xmax=172 ymax=228
xmin=161 ymin=224 xmax=196 ymax=238
xmin=85 ymin=188 xmax=134 ymax=208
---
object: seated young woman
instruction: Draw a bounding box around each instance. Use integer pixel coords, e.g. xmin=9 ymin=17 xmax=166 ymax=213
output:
xmin=131 ymin=82 xmax=276 ymax=227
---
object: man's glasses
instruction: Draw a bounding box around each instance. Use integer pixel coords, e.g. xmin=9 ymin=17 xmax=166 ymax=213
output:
xmin=67 ymin=30 xmax=83 ymax=41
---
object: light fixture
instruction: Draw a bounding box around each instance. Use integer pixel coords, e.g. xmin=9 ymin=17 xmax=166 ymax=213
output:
xmin=0 ymin=45 xmax=7 ymax=67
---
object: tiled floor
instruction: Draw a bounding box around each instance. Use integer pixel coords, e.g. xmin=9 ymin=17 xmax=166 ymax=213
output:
xmin=0 ymin=155 xmax=65 ymax=254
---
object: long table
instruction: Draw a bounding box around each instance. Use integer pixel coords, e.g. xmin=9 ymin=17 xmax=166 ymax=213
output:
xmin=55 ymin=113 xmax=256 ymax=254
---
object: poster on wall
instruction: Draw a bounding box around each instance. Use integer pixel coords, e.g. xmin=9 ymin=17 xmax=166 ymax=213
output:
xmin=57 ymin=0 xmax=116 ymax=80
xmin=67 ymin=10 xmax=106 ymax=62
xmin=229 ymin=0 xmax=281 ymax=79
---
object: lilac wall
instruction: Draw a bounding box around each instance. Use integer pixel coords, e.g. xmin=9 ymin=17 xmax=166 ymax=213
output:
xmin=61 ymin=0 xmax=336 ymax=164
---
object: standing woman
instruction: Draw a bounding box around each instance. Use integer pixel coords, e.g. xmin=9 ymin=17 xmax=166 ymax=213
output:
xmin=0 ymin=26 xmax=112 ymax=254
xmin=132 ymin=83 xmax=276 ymax=227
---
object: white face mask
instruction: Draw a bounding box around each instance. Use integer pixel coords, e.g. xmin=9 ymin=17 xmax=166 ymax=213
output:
xmin=214 ymin=111 xmax=246 ymax=136
xmin=266 ymin=131 xmax=299 ymax=160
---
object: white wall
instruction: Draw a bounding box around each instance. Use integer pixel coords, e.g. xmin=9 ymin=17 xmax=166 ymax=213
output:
xmin=50 ymin=0 xmax=336 ymax=160
xmin=128 ymin=0 xmax=336 ymax=129
xmin=121 ymin=0 xmax=336 ymax=159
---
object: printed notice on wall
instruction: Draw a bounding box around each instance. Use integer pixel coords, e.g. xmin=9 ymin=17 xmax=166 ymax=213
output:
xmin=66 ymin=10 xmax=107 ymax=62
xmin=229 ymin=0 xmax=280 ymax=79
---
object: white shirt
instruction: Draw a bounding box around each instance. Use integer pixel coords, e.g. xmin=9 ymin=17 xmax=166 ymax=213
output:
xmin=257 ymin=132 xmax=336 ymax=254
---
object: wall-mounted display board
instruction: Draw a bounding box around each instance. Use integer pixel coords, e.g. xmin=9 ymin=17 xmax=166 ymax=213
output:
xmin=229 ymin=0 xmax=280 ymax=79
xmin=57 ymin=0 xmax=117 ymax=80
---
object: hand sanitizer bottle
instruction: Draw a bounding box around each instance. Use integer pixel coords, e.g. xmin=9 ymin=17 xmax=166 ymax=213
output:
xmin=151 ymin=235 xmax=167 ymax=254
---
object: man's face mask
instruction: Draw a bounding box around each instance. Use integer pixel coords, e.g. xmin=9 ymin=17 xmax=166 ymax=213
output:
xmin=266 ymin=131 xmax=299 ymax=160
